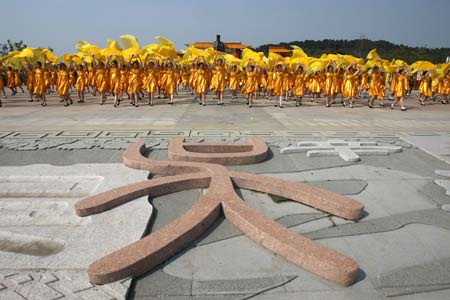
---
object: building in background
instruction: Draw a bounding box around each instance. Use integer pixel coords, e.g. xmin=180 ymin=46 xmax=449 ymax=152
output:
xmin=268 ymin=46 xmax=292 ymax=57
xmin=187 ymin=35 xmax=248 ymax=58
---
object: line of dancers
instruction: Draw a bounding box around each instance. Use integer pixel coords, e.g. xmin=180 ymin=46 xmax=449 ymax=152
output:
xmin=1 ymin=57 xmax=449 ymax=110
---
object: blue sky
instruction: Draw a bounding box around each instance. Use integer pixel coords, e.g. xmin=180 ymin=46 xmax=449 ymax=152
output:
xmin=1 ymin=0 xmax=449 ymax=55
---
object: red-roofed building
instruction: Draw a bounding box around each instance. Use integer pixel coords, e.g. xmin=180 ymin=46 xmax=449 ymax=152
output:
xmin=269 ymin=46 xmax=292 ymax=57
xmin=186 ymin=41 xmax=249 ymax=58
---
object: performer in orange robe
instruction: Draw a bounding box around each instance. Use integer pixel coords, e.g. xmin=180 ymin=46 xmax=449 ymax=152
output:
xmin=33 ymin=61 xmax=47 ymax=104
xmin=293 ymin=65 xmax=306 ymax=106
xmin=74 ymin=61 xmax=87 ymax=103
xmin=390 ymin=69 xmax=409 ymax=111
xmin=106 ymin=58 xmax=121 ymax=107
xmin=0 ymin=64 xmax=6 ymax=105
xmin=57 ymin=63 xmax=71 ymax=106
xmin=195 ymin=59 xmax=208 ymax=106
xmin=324 ymin=65 xmax=336 ymax=107
xmin=144 ymin=60 xmax=158 ymax=106
xmin=342 ymin=65 xmax=360 ymax=108
xmin=164 ymin=61 xmax=177 ymax=105
xmin=418 ymin=71 xmax=432 ymax=105
xmin=127 ymin=55 xmax=143 ymax=107
xmin=242 ymin=64 xmax=258 ymax=107
xmin=228 ymin=65 xmax=240 ymax=99
xmin=212 ymin=58 xmax=227 ymax=105
xmin=272 ymin=64 xmax=284 ymax=107
xmin=368 ymin=66 xmax=385 ymax=108
xmin=25 ymin=65 xmax=34 ymax=101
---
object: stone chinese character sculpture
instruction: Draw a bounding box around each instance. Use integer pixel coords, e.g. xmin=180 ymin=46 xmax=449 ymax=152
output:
xmin=75 ymin=136 xmax=364 ymax=286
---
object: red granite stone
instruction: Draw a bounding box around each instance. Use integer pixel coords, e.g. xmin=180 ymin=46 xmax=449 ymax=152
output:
xmin=75 ymin=136 xmax=364 ymax=286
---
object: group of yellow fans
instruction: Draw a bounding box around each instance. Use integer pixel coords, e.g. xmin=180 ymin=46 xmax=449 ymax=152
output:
xmin=0 ymin=35 xmax=449 ymax=110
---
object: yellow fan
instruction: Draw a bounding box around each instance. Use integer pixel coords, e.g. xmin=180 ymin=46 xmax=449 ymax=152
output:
xmin=122 ymin=47 xmax=141 ymax=62
xmin=120 ymin=34 xmax=140 ymax=49
xmin=409 ymin=60 xmax=435 ymax=74
xmin=291 ymin=45 xmax=308 ymax=58
xmin=366 ymin=49 xmax=381 ymax=61
xmin=0 ymin=51 xmax=20 ymax=63
xmin=154 ymin=36 xmax=175 ymax=48
xmin=242 ymin=48 xmax=262 ymax=63
xmin=42 ymin=49 xmax=59 ymax=63
xmin=17 ymin=48 xmax=35 ymax=59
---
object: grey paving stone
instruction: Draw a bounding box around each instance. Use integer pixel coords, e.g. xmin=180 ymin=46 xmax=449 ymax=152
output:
xmin=302 ymin=179 xmax=368 ymax=195
xmin=285 ymin=152 xmax=354 ymax=172
xmin=0 ymin=270 xmax=129 ymax=300
xmin=132 ymin=269 xmax=192 ymax=297
xmin=0 ymin=164 xmax=151 ymax=300
xmin=192 ymin=275 xmax=296 ymax=296
xmin=363 ymin=147 xmax=450 ymax=178
xmin=376 ymin=257 xmax=450 ymax=297
xmin=0 ymin=148 xmax=123 ymax=165
xmin=418 ymin=181 xmax=450 ymax=206
xmin=306 ymin=209 xmax=450 ymax=240
xmin=280 ymin=140 xmax=402 ymax=162
xmin=198 ymin=213 xmax=325 ymax=246
xmin=251 ymin=289 xmax=386 ymax=300
xmin=228 ymin=148 xmax=299 ymax=174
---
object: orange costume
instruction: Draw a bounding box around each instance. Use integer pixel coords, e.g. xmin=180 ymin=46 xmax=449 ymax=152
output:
xmin=282 ymin=71 xmax=292 ymax=93
xmin=394 ymin=74 xmax=409 ymax=98
xmin=14 ymin=71 xmax=23 ymax=87
xmin=418 ymin=75 xmax=432 ymax=97
xmin=390 ymin=73 xmax=398 ymax=92
xmin=369 ymin=72 xmax=383 ymax=98
xmin=69 ymin=70 xmax=75 ymax=86
xmin=87 ymin=65 xmax=96 ymax=86
xmin=51 ymin=70 xmax=58 ymax=86
xmin=440 ymin=73 xmax=449 ymax=95
xmin=266 ymin=70 xmax=274 ymax=91
xmin=342 ymin=73 xmax=359 ymax=98
xmin=195 ymin=68 xmax=207 ymax=94
xmin=145 ymin=68 xmax=158 ymax=94
xmin=109 ymin=67 xmax=121 ymax=94
xmin=309 ymin=73 xmax=321 ymax=94
xmin=6 ymin=70 xmax=15 ymax=88
xmin=26 ymin=69 xmax=34 ymax=92
xmin=33 ymin=68 xmax=46 ymax=95
xmin=228 ymin=69 xmax=240 ymax=91
xmin=128 ymin=68 xmax=141 ymax=94
xmin=360 ymin=73 xmax=369 ymax=90
xmin=164 ymin=69 xmax=177 ymax=94
xmin=272 ymin=70 xmax=283 ymax=96
xmin=379 ymin=73 xmax=387 ymax=98
xmin=120 ymin=68 xmax=129 ymax=94
xmin=211 ymin=65 xmax=226 ymax=92
xmin=181 ymin=68 xmax=189 ymax=87
xmin=0 ymin=69 xmax=4 ymax=90
xmin=76 ymin=69 xmax=87 ymax=92
xmin=95 ymin=68 xmax=108 ymax=93
xmin=57 ymin=69 xmax=70 ymax=96
xmin=324 ymin=71 xmax=334 ymax=96
xmin=293 ymin=72 xmax=306 ymax=97
xmin=242 ymin=70 xmax=258 ymax=95
xmin=44 ymin=70 xmax=51 ymax=89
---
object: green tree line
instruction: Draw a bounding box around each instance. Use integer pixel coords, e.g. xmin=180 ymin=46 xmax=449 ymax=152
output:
xmin=255 ymin=39 xmax=450 ymax=64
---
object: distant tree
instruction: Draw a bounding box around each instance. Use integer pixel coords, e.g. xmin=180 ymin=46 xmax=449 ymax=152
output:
xmin=0 ymin=40 xmax=28 ymax=56
xmin=255 ymin=39 xmax=450 ymax=64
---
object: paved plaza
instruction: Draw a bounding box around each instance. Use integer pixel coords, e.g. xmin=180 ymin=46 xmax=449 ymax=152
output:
xmin=1 ymin=91 xmax=450 ymax=299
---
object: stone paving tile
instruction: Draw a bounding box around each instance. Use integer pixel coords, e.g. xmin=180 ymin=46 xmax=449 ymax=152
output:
xmin=0 ymin=164 xmax=152 ymax=300
xmin=2 ymin=131 xmax=450 ymax=299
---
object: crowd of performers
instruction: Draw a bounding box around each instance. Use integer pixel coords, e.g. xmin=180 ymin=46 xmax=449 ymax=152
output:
xmin=1 ymin=56 xmax=449 ymax=111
